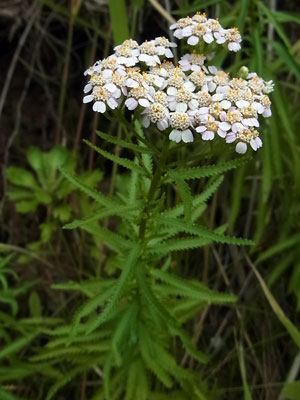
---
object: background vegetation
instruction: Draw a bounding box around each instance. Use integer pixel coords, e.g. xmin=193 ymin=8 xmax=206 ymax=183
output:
xmin=1 ymin=0 xmax=300 ymax=399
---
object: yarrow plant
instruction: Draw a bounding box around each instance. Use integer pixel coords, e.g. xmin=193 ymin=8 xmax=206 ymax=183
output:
xmin=40 ymin=12 xmax=274 ymax=400
xmin=83 ymin=11 xmax=273 ymax=153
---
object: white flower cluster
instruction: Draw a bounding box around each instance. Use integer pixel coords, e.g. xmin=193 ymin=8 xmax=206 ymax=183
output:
xmin=170 ymin=12 xmax=242 ymax=52
xmin=83 ymin=13 xmax=273 ymax=154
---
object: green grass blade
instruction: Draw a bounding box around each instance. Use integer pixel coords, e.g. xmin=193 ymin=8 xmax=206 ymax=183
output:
xmin=108 ymin=0 xmax=129 ymax=45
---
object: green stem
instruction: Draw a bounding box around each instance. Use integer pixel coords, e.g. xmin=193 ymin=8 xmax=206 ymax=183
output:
xmin=138 ymin=137 xmax=169 ymax=241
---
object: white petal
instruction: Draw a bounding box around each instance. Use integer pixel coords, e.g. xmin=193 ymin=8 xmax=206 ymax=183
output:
xmin=198 ymin=107 xmax=209 ymax=114
xmin=142 ymin=116 xmax=150 ymax=128
xmin=168 ymin=101 xmax=177 ymax=111
xmin=220 ymin=100 xmax=231 ymax=109
xmin=236 ymin=100 xmax=249 ymax=108
xmin=256 ymin=137 xmax=263 ymax=148
xmin=188 ymin=99 xmax=198 ymax=110
xmin=105 ymin=83 xmax=117 ymax=93
xmin=107 ymin=97 xmax=118 ymax=109
xmin=208 ymin=82 xmax=217 ymax=92
xmin=196 ymin=126 xmax=206 ymax=133
xmin=226 ymin=133 xmax=236 ymax=143
xmin=139 ymin=54 xmax=150 ymax=62
xmin=126 ymin=78 xmax=139 ymax=88
xmin=183 ymin=81 xmax=195 ymax=92
xmin=139 ymin=98 xmax=150 ymax=107
xmin=203 ymin=33 xmax=214 ymax=44
xmin=208 ymin=66 xmax=218 ymax=74
xmin=250 ymin=138 xmax=258 ymax=151
xmin=165 ymin=49 xmax=174 ymax=58
xmin=84 ymin=83 xmax=92 ymax=93
xmin=182 ymin=26 xmax=193 ymax=37
xmin=232 ymin=122 xmax=244 ymax=133
xmin=93 ymin=101 xmax=106 ymax=113
xmin=169 ymin=129 xmax=182 ymax=143
xmin=263 ymin=108 xmax=272 ymax=118
xmin=113 ymin=88 xmax=122 ymax=99
xmin=219 ymin=122 xmax=231 ymax=131
xmin=174 ymin=29 xmax=184 ymax=39
xmin=252 ymin=102 xmax=264 ymax=113
xmin=217 ymin=128 xmax=227 ymax=138
xmin=228 ymin=42 xmax=241 ymax=52
xmin=157 ymin=118 xmax=169 ymax=131
xmin=235 ymin=142 xmax=247 ymax=154
xmin=125 ymin=98 xmax=138 ymax=110
xmin=215 ymin=33 xmax=226 ymax=44
xmin=187 ymin=36 xmax=199 ymax=46
xmin=202 ymin=131 xmax=215 ymax=140
xmin=212 ymin=93 xmax=224 ymax=101
xmin=182 ymin=129 xmax=194 ymax=143
xmin=167 ymin=87 xmax=177 ymax=96
xmin=219 ymin=111 xmax=228 ymax=122
xmin=176 ymin=103 xmax=188 ymax=113
xmin=83 ymin=94 xmax=94 ymax=103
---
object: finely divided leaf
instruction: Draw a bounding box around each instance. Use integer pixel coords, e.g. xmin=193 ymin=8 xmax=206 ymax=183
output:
xmin=167 ymin=157 xmax=250 ymax=181
xmin=83 ymin=139 xmax=149 ymax=176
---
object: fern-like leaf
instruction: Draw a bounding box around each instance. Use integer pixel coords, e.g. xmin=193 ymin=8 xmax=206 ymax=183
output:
xmin=137 ymin=267 xmax=208 ymax=363
xmin=60 ymin=168 xmax=119 ymax=208
xmin=162 ymin=176 xmax=224 ymax=219
xmin=81 ymin=224 xmax=132 ymax=253
xmin=148 ymin=237 xmax=212 ymax=255
xmin=45 ymin=364 xmax=90 ymax=400
xmin=167 ymin=157 xmax=250 ymax=181
xmin=69 ymin=285 xmax=115 ymax=342
xmin=85 ymin=244 xmax=140 ymax=334
xmin=156 ymin=216 xmax=254 ymax=246
xmin=96 ymin=130 xmax=155 ymax=155
xmin=63 ymin=204 xmax=139 ymax=230
xmin=138 ymin=322 xmax=173 ymax=388
xmin=169 ymin=171 xmax=192 ymax=222
xmin=84 ymin=139 xmax=150 ymax=177
xmin=111 ymin=303 xmax=137 ymax=366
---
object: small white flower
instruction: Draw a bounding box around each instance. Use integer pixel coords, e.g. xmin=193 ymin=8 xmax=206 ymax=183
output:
xmin=207 ymin=66 xmax=230 ymax=92
xmin=169 ymin=109 xmax=193 ymax=143
xmin=141 ymin=102 xmax=170 ymax=131
xmin=182 ymin=23 xmax=214 ymax=46
xmin=263 ymin=80 xmax=274 ymax=94
xmin=170 ymin=16 xmax=193 ymax=39
xmin=125 ymin=85 xmax=154 ymax=110
xmin=179 ymin=53 xmax=207 ymax=72
xmin=189 ymin=70 xmax=207 ymax=89
xmin=83 ymin=85 xmax=121 ymax=113
xmin=167 ymin=85 xmax=197 ymax=111
xmin=225 ymin=28 xmax=242 ymax=52
xmin=154 ymin=36 xmax=177 ymax=58
xmin=195 ymin=114 xmax=230 ymax=140
xmin=226 ymin=125 xmax=263 ymax=153
xmin=139 ymin=40 xmax=161 ymax=66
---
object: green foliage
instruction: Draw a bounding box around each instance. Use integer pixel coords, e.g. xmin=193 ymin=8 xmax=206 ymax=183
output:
xmin=7 ymin=146 xmax=103 ymax=255
xmin=2 ymin=1 xmax=300 ymax=399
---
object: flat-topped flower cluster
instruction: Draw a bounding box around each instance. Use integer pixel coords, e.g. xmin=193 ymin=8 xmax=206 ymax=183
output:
xmin=83 ymin=12 xmax=273 ymax=154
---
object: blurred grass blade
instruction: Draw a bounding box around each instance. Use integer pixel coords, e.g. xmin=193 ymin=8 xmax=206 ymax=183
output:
xmin=281 ymin=380 xmax=300 ymax=400
xmin=236 ymin=340 xmax=253 ymax=400
xmin=108 ymin=0 xmax=129 ymax=45
xmin=271 ymin=41 xmax=300 ymax=79
xmin=247 ymin=257 xmax=300 ymax=349
xmin=236 ymin=0 xmax=250 ymax=32
xmin=258 ymin=2 xmax=291 ymax=48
